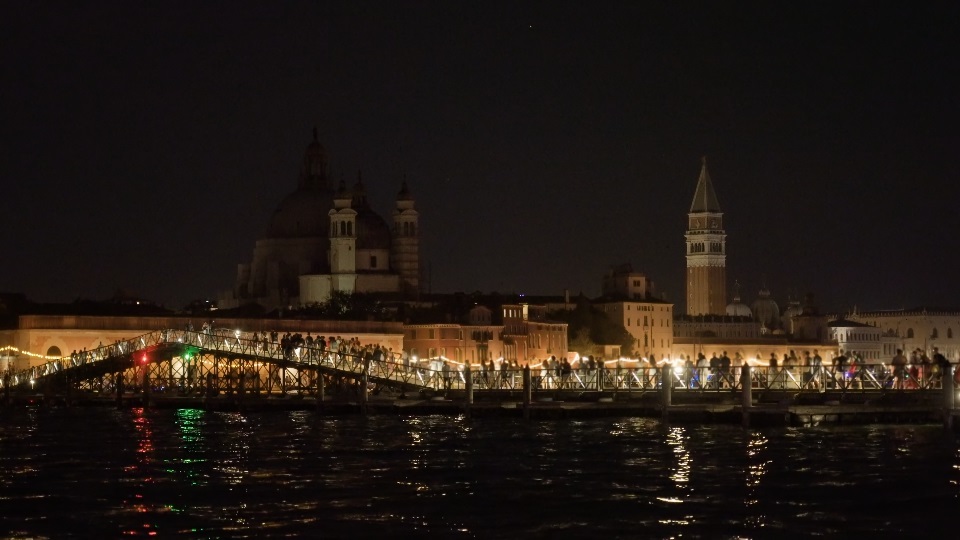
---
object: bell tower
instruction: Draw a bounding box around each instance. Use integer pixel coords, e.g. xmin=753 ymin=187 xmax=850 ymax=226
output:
xmin=685 ymin=157 xmax=727 ymax=316
xmin=391 ymin=178 xmax=419 ymax=296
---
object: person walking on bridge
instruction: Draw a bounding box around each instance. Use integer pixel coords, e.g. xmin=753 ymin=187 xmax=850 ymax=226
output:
xmin=890 ymin=349 xmax=908 ymax=390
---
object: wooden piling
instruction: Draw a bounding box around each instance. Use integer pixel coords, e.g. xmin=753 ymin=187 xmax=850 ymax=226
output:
xmin=316 ymin=372 xmax=325 ymax=412
xmin=944 ymin=364 xmax=955 ymax=430
xmin=360 ymin=370 xmax=368 ymax=415
xmin=741 ymin=365 xmax=752 ymax=427
xmin=522 ymin=366 xmax=531 ymax=420
xmin=465 ymin=365 xmax=473 ymax=417
xmin=660 ymin=365 xmax=672 ymax=421
xmin=115 ymin=373 xmax=124 ymax=409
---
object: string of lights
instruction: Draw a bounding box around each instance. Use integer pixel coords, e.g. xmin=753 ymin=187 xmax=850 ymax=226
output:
xmin=0 ymin=345 xmax=63 ymax=361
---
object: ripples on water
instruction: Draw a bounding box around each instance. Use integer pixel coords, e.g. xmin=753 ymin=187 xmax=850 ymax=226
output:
xmin=0 ymin=408 xmax=957 ymax=538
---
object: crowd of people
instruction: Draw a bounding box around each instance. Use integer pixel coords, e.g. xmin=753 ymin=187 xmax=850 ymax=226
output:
xmin=16 ymin=323 xmax=960 ymax=397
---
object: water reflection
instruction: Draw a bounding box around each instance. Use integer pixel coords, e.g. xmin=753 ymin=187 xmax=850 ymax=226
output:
xmin=744 ymin=430 xmax=770 ymax=530
xmin=667 ymin=426 xmax=691 ymax=487
xmin=125 ymin=407 xmax=157 ymax=536
xmin=0 ymin=411 xmax=957 ymax=538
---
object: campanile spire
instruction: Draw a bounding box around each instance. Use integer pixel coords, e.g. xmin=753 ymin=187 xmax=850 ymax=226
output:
xmin=685 ymin=157 xmax=727 ymax=316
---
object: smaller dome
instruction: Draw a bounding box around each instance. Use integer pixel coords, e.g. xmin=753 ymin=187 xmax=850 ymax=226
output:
xmin=726 ymin=281 xmax=752 ymax=317
xmin=726 ymin=300 xmax=753 ymax=317
xmin=751 ymin=286 xmax=780 ymax=326
xmin=782 ymin=301 xmax=802 ymax=318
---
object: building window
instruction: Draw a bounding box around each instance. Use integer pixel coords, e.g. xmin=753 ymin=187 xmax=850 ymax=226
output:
xmin=46 ymin=346 xmax=62 ymax=357
xmin=429 ymin=329 xmax=435 ymax=339
xmin=907 ymin=328 xmax=914 ymax=339
xmin=932 ymin=328 xmax=939 ymax=339
xmin=370 ymin=255 xmax=378 ymax=268
xmin=949 ymin=328 xmax=954 ymax=339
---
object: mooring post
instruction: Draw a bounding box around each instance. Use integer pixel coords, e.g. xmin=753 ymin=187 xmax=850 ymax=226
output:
xmin=943 ymin=364 xmax=956 ymax=430
xmin=465 ymin=365 xmax=473 ymax=416
xmin=360 ymin=370 xmax=369 ymax=415
xmin=43 ymin=379 xmax=53 ymax=407
xmin=660 ymin=365 xmax=672 ymax=421
xmin=522 ymin=365 xmax=531 ymax=420
xmin=741 ymin=364 xmax=752 ymax=427
xmin=142 ymin=364 xmax=151 ymax=408
xmin=237 ymin=372 xmax=246 ymax=408
xmin=316 ymin=372 xmax=325 ymax=412
xmin=115 ymin=373 xmax=124 ymax=409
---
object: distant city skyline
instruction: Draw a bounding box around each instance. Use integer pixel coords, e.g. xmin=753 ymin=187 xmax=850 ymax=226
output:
xmin=2 ymin=2 xmax=957 ymax=312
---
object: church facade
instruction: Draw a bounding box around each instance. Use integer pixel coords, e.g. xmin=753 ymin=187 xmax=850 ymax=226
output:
xmin=221 ymin=132 xmax=419 ymax=311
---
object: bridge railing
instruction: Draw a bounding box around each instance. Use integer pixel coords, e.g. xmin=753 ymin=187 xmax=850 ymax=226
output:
xmin=5 ymin=331 xmax=957 ymax=399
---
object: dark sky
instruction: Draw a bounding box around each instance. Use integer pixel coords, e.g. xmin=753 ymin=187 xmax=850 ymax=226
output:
xmin=2 ymin=1 xmax=958 ymax=313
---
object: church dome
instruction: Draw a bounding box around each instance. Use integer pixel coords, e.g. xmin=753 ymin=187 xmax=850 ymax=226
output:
xmin=782 ymin=301 xmax=802 ymax=319
xmin=266 ymin=186 xmax=334 ymax=238
xmin=355 ymin=205 xmax=392 ymax=250
xmin=726 ymin=298 xmax=753 ymax=317
xmin=265 ymin=130 xmax=334 ymax=238
xmin=751 ymin=287 xmax=780 ymax=328
xmin=725 ymin=281 xmax=752 ymax=317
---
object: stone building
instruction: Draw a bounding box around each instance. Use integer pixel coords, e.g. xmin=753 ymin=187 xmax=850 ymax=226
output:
xmin=685 ymin=157 xmax=727 ymax=316
xmin=827 ymin=319 xmax=883 ymax=361
xmin=848 ymin=307 xmax=960 ymax=360
xmin=221 ymin=131 xmax=419 ymax=311
xmin=595 ymin=300 xmax=674 ymax=362
xmin=401 ymin=303 xmax=568 ymax=366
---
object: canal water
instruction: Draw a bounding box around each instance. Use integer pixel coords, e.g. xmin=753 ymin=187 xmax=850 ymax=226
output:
xmin=0 ymin=407 xmax=957 ymax=538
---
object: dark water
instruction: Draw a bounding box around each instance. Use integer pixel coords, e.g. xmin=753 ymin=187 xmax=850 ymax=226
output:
xmin=0 ymin=408 xmax=957 ymax=539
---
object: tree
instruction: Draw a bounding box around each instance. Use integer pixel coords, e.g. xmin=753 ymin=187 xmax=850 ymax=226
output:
xmin=549 ymin=296 xmax=634 ymax=356
xmin=293 ymin=291 xmax=390 ymax=320
xmin=569 ymin=327 xmax=596 ymax=354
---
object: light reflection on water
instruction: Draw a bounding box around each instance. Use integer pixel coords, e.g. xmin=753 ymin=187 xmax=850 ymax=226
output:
xmin=0 ymin=409 xmax=957 ymax=538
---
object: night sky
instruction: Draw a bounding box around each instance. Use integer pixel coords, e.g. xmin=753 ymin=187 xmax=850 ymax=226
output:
xmin=2 ymin=1 xmax=958 ymax=314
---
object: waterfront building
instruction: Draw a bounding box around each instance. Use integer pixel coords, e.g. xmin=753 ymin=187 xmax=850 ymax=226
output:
xmin=402 ymin=303 xmax=568 ymax=366
xmin=827 ymin=319 xmax=883 ymax=361
xmin=221 ymin=131 xmax=419 ymax=312
xmin=595 ymin=299 xmax=674 ymax=362
xmin=602 ymin=264 xmax=658 ymax=300
xmin=847 ymin=307 xmax=960 ymax=360
xmin=685 ymin=157 xmax=727 ymax=316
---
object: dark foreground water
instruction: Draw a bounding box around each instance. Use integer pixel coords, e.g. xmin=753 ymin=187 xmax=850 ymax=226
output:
xmin=0 ymin=408 xmax=957 ymax=539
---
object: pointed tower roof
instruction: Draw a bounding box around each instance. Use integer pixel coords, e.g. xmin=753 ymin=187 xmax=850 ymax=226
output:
xmin=689 ymin=156 xmax=721 ymax=213
xmin=397 ymin=176 xmax=414 ymax=201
